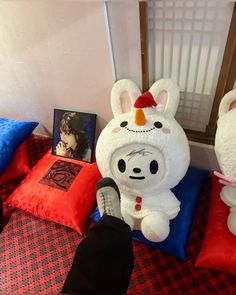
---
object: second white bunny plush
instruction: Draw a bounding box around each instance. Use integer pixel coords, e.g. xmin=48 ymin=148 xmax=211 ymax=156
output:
xmin=215 ymin=89 xmax=236 ymax=236
xmin=96 ymin=79 xmax=190 ymax=242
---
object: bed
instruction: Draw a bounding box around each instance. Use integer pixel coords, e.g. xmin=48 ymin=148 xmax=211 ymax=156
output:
xmin=1 ymin=134 xmax=236 ymax=294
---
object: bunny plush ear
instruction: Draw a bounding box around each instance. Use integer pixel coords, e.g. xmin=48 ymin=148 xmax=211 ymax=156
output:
xmin=149 ymin=79 xmax=180 ymax=117
xmin=218 ymin=89 xmax=236 ymax=118
xmin=111 ymin=79 xmax=141 ymax=117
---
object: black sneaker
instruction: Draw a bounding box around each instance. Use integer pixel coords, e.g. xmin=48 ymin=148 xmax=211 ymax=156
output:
xmin=96 ymin=177 xmax=122 ymax=220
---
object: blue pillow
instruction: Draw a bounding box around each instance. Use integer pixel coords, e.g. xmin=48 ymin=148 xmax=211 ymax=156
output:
xmin=0 ymin=118 xmax=38 ymax=174
xmin=90 ymin=166 xmax=208 ymax=260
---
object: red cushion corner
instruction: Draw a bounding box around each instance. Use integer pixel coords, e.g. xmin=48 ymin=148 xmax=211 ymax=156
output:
xmin=6 ymin=151 xmax=102 ymax=234
xmin=195 ymin=175 xmax=236 ymax=276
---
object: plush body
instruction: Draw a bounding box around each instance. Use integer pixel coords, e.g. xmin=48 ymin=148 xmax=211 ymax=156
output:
xmin=215 ymin=89 xmax=236 ymax=236
xmin=96 ymin=79 xmax=190 ymax=242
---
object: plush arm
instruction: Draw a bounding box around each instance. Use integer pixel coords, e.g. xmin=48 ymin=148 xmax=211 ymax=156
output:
xmin=213 ymin=171 xmax=236 ymax=187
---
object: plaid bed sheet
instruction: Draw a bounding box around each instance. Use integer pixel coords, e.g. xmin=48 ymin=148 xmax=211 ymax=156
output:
xmin=0 ymin=134 xmax=52 ymax=226
xmin=0 ymin=210 xmax=81 ymax=293
xmin=0 ymin=134 xmax=236 ymax=294
xmin=128 ymin=180 xmax=236 ymax=294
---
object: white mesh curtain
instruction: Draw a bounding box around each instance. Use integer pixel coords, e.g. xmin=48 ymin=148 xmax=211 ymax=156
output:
xmin=148 ymin=0 xmax=234 ymax=131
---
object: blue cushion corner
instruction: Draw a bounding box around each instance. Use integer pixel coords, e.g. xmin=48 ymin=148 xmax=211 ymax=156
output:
xmin=0 ymin=118 xmax=38 ymax=173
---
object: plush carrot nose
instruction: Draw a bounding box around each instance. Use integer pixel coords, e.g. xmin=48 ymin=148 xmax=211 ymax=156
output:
xmin=135 ymin=108 xmax=146 ymax=126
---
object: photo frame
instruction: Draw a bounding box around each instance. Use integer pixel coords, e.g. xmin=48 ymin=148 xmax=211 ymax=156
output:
xmin=52 ymin=109 xmax=97 ymax=163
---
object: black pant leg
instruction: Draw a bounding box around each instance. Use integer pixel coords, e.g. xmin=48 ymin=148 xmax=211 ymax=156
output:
xmin=61 ymin=215 xmax=134 ymax=295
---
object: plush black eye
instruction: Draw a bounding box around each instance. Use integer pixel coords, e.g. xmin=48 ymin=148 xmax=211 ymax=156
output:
xmin=150 ymin=160 xmax=158 ymax=174
xmin=154 ymin=121 xmax=163 ymax=128
xmin=118 ymin=159 xmax=126 ymax=173
xmin=120 ymin=121 xmax=128 ymax=127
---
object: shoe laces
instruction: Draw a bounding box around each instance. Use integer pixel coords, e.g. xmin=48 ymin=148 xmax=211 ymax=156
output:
xmin=100 ymin=192 xmax=114 ymax=216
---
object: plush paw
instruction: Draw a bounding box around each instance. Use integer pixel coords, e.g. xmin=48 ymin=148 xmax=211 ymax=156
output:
xmin=220 ymin=186 xmax=236 ymax=207
xmin=141 ymin=212 xmax=170 ymax=242
xmin=214 ymin=171 xmax=236 ymax=187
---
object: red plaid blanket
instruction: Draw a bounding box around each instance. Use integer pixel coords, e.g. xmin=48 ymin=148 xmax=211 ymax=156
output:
xmin=0 ymin=210 xmax=81 ymax=293
xmin=0 ymin=134 xmax=236 ymax=294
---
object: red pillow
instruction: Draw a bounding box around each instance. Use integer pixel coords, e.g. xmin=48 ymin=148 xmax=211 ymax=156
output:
xmin=0 ymin=141 xmax=30 ymax=184
xmin=195 ymin=175 xmax=236 ymax=275
xmin=6 ymin=150 xmax=102 ymax=234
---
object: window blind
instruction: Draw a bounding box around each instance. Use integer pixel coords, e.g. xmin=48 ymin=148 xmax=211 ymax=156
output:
xmin=148 ymin=0 xmax=234 ymax=131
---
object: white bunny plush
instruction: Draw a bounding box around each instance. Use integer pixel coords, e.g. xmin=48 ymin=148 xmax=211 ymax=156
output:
xmin=96 ymin=79 xmax=190 ymax=242
xmin=214 ymin=89 xmax=236 ymax=236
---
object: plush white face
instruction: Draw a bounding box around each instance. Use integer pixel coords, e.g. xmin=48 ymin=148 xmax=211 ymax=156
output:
xmin=215 ymin=109 xmax=236 ymax=180
xmin=215 ymin=91 xmax=236 ymax=181
xmin=111 ymin=144 xmax=165 ymax=191
xmin=96 ymin=79 xmax=190 ymax=195
xmin=96 ymin=108 xmax=189 ymax=195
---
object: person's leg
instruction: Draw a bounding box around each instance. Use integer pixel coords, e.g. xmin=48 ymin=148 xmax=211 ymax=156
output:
xmin=61 ymin=178 xmax=134 ymax=295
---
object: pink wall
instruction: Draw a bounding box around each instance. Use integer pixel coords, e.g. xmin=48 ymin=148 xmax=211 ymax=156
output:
xmin=0 ymin=1 xmax=114 ymax=137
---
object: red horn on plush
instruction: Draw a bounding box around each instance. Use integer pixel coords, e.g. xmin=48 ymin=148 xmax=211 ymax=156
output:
xmin=134 ymin=91 xmax=157 ymax=108
xmin=134 ymin=91 xmax=157 ymax=126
